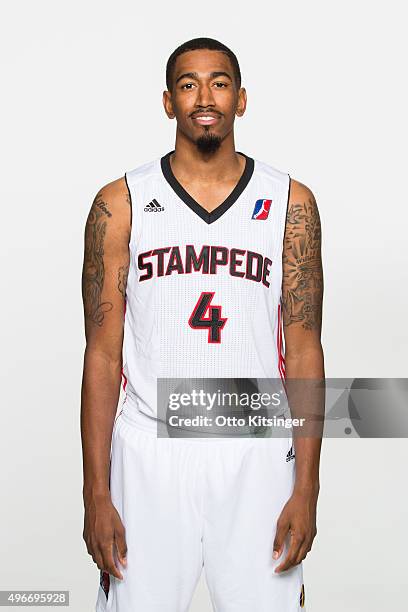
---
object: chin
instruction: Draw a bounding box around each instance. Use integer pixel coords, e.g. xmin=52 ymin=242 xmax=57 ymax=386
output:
xmin=195 ymin=131 xmax=223 ymax=154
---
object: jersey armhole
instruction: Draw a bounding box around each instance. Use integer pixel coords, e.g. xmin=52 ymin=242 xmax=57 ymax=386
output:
xmin=278 ymin=173 xmax=291 ymax=338
xmin=124 ymin=172 xmax=133 ymax=234
xmin=281 ymin=173 xmax=291 ymax=256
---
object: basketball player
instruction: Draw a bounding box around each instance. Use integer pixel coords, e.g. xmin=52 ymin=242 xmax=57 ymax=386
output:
xmin=81 ymin=37 xmax=324 ymax=612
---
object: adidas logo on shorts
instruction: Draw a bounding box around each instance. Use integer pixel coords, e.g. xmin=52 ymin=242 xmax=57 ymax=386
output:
xmin=144 ymin=198 xmax=165 ymax=212
xmin=286 ymin=445 xmax=295 ymax=462
xmin=300 ymin=583 xmax=305 ymax=607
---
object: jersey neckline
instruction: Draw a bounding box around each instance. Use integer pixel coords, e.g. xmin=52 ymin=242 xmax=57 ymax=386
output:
xmin=160 ymin=150 xmax=255 ymax=225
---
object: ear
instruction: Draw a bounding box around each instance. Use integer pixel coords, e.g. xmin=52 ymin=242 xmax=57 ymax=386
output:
xmin=235 ymin=87 xmax=247 ymax=117
xmin=163 ymin=90 xmax=176 ymax=119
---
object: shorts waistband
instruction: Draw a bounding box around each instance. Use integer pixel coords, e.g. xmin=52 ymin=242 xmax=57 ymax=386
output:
xmin=119 ymin=398 xmax=292 ymax=444
xmin=121 ymin=402 xmax=165 ymax=434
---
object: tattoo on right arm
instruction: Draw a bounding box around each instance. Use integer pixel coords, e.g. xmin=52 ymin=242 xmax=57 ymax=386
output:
xmin=82 ymin=193 xmax=113 ymax=326
xmin=117 ymin=264 xmax=129 ymax=298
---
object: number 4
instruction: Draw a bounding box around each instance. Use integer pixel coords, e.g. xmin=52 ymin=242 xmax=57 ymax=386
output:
xmin=188 ymin=292 xmax=227 ymax=344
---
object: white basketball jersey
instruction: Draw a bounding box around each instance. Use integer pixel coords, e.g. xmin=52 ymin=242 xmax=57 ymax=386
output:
xmin=122 ymin=151 xmax=289 ymax=420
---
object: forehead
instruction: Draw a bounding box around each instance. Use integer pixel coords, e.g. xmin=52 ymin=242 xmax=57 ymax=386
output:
xmin=173 ymin=49 xmax=233 ymax=78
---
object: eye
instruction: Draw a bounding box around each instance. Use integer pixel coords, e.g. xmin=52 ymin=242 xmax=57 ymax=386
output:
xmin=181 ymin=82 xmax=196 ymax=90
xmin=214 ymin=82 xmax=228 ymax=88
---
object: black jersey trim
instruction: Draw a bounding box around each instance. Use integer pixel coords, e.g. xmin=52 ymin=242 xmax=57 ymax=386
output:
xmin=282 ymin=173 xmax=291 ymax=249
xmin=279 ymin=173 xmax=291 ymax=305
xmin=160 ymin=150 xmax=255 ymax=224
xmin=124 ymin=172 xmax=133 ymax=232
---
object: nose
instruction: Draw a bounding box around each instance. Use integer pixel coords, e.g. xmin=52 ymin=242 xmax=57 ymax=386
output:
xmin=195 ymin=83 xmax=216 ymax=108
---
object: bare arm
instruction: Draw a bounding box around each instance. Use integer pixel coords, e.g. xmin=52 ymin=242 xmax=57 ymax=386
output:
xmin=282 ymin=178 xmax=324 ymax=491
xmin=274 ymin=178 xmax=325 ymax=573
xmin=81 ymin=177 xmax=131 ymax=579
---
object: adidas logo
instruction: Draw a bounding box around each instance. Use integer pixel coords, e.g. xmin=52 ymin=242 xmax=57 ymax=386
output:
xmin=144 ymin=198 xmax=165 ymax=212
xmin=286 ymin=445 xmax=295 ymax=462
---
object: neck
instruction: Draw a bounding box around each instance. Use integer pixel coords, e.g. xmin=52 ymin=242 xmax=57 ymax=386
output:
xmin=170 ymin=129 xmax=243 ymax=182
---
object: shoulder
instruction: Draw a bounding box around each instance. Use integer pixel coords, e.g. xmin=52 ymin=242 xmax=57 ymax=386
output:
xmin=88 ymin=176 xmax=131 ymax=232
xmin=93 ymin=176 xmax=130 ymax=214
xmin=288 ymin=178 xmax=318 ymax=211
xmin=284 ymin=178 xmax=322 ymax=245
xmin=253 ymin=157 xmax=289 ymax=187
xmin=125 ymin=158 xmax=161 ymax=187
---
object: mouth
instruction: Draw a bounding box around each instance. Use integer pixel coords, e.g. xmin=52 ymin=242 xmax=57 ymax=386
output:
xmin=191 ymin=113 xmax=221 ymax=126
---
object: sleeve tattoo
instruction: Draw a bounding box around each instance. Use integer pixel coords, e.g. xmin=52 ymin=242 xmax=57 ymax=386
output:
xmin=282 ymin=195 xmax=323 ymax=330
xmin=117 ymin=264 xmax=129 ymax=298
xmin=82 ymin=192 xmax=114 ymax=326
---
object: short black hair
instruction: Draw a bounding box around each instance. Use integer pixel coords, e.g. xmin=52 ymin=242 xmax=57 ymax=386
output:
xmin=166 ymin=37 xmax=241 ymax=92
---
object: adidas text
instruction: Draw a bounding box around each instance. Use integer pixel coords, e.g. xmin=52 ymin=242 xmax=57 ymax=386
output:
xmin=144 ymin=198 xmax=165 ymax=212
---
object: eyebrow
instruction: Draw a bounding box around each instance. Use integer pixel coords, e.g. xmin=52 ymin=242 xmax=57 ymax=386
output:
xmin=175 ymin=71 xmax=233 ymax=85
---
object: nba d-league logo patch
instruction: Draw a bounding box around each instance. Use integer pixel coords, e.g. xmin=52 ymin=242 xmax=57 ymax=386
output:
xmin=251 ymin=198 xmax=272 ymax=220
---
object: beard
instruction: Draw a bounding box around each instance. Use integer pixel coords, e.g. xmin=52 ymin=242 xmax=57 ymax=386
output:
xmin=195 ymin=129 xmax=222 ymax=154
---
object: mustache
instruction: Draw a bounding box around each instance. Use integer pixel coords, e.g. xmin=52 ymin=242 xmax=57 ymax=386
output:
xmin=189 ymin=109 xmax=223 ymax=118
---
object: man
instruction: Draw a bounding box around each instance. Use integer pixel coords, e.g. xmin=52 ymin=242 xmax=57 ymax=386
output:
xmin=81 ymin=37 xmax=324 ymax=612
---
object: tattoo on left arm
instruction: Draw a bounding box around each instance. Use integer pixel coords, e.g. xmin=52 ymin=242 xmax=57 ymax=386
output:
xmin=282 ymin=195 xmax=323 ymax=330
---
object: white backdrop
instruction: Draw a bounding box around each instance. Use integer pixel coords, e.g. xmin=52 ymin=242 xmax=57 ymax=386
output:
xmin=1 ymin=1 xmax=407 ymax=610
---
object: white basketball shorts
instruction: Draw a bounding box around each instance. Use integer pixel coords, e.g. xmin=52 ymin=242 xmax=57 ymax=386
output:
xmin=95 ymin=408 xmax=305 ymax=612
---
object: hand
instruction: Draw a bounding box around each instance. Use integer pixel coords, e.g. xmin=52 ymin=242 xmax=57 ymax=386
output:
xmin=83 ymin=492 xmax=127 ymax=580
xmin=273 ymin=487 xmax=318 ymax=573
